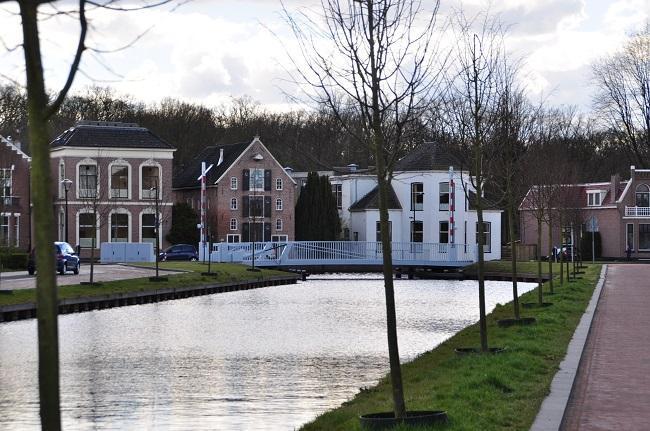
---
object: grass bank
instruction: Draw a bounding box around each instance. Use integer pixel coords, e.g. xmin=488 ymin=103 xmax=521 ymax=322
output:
xmin=302 ymin=262 xmax=602 ymax=431
xmin=0 ymin=262 xmax=289 ymax=307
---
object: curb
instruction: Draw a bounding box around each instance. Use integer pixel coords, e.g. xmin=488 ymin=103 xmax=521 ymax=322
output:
xmin=530 ymin=264 xmax=608 ymax=431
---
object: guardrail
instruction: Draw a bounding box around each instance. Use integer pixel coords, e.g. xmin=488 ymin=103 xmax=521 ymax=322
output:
xmin=625 ymin=206 xmax=650 ymax=217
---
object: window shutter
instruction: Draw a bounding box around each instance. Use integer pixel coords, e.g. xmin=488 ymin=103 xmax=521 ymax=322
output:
xmin=243 ymin=169 xmax=250 ymax=191
xmin=264 ymin=169 xmax=271 ymax=191
xmin=264 ymin=196 xmax=272 ymax=217
xmin=243 ymin=196 xmax=249 ymax=217
xmin=264 ymin=223 xmax=272 ymax=241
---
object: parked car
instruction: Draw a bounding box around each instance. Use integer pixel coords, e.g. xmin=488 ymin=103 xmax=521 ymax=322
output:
xmin=27 ymin=242 xmax=80 ymax=276
xmin=159 ymin=244 xmax=198 ymax=261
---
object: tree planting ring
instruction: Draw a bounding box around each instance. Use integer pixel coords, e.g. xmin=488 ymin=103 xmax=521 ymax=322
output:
xmin=359 ymin=410 xmax=448 ymax=430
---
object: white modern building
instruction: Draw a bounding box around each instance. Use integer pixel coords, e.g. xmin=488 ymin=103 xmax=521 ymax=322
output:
xmin=330 ymin=142 xmax=502 ymax=260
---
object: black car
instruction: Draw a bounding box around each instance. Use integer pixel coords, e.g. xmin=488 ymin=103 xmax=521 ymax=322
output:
xmin=159 ymin=244 xmax=199 ymax=261
xmin=28 ymin=242 xmax=81 ymax=275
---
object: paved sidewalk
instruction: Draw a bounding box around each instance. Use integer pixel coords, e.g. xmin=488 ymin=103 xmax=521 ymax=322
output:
xmin=562 ymin=264 xmax=650 ymax=430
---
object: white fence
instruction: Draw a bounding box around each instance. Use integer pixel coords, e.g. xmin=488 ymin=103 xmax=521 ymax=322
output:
xmin=209 ymin=241 xmax=477 ymax=268
xmin=625 ymin=206 xmax=650 ymax=217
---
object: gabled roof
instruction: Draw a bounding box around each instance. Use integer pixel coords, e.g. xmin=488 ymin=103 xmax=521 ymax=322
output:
xmin=173 ymin=141 xmax=249 ymax=189
xmin=394 ymin=141 xmax=460 ymax=172
xmin=349 ymin=184 xmax=402 ymax=211
xmin=0 ymin=135 xmax=30 ymax=161
xmin=50 ymin=121 xmax=175 ymax=150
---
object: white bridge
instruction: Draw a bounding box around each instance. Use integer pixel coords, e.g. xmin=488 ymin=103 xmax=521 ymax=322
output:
xmin=205 ymin=241 xmax=477 ymax=268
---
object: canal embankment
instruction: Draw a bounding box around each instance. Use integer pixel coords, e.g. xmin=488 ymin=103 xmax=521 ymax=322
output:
xmin=0 ymin=262 xmax=298 ymax=322
xmin=301 ymin=262 xmax=603 ymax=431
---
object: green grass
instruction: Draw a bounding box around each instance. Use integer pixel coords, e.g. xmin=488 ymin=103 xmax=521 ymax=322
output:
xmin=464 ymin=259 xmax=567 ymax=275
xmin=0 ymin=262 xmax=291 ymax=307
xmin=302 ymin=263 xmax=602 ymax=431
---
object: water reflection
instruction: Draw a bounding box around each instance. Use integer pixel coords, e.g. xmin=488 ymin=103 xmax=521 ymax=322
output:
xmin=0 ymin=275 xmax=533 ymax=430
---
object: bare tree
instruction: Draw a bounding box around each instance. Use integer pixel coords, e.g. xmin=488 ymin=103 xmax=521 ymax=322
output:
xmin=592 ymin=23 xmax=650 ymax=166
xmin=2 ymin=1 xmax=179 ymax=427
xmin=283 ymin=0 xmax=446 ymax=418
xmin=440 ymin=11 xmax=507 ymax=351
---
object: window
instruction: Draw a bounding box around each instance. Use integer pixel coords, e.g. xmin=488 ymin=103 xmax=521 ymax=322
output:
xmin=248 ymin=196 xmax=264 ymax=217
xmin=410 ymin=221 xmax=423 ymax=242
xmin=231 ymin=177 xmax=238 ymax=190
xmin=58 ymin=162 xmax=65 ymax=198
xmin=230 ymin=198 xmax=237 ymax=210
xmin=476 ymin=222 xmax=491 ymax=253
xmin=587 ymin=191 xmax=602 ymax=207
xmin=636 ymin=184 xmax=650 ymax=207
xmin=79 ymin=164 xmax=97 ymax=198
xmin=439 ymin=182 xmax=450 ymax=211
xmin=79 ymin=213 xmax=96 ymax=247
xmin=0 ymin=215 xmax=8 ymax=246
xmin=13 ymin=215 xmax=19 ymax=247
xmin=343 ymin=228 xmax=350 ymax=240
xmin=230 ymin=218 xmax=238 ymax=231
xmin=276 ymin=198 xmax=283 ymax=211
xmin=439 ymin=221 xmax=449 ymax=243
xmin=250 ymin=168 xmax=265 ymax=191
xmin=376 ymin=221 xmax=392 ymax=242
xmin=110 ymin=213 xmax=129 ymax=242
xmin=141 ymin=165 xmax=159 ymax=199
xmin=227 ymin=234 xmax=240 ymax=243
xmin=411 ymin=182 xmax=423 ymax=211
xmin=353 ymin=232 xmax=359 ymax=241
xmin=332 ymin=184 xmax=342 ymax=209
xmin=271 ymin=234 xmax=288 ymax=242
xmin=276 ymin=178 xmax=283 ymax=190
xmin=640 ymin=224 xmax=650 ymax=250
xmin=276 ymin=219 xmax=283 ymax=231
xmin=141 ymin=213 xmax=157 ymax=245
xmin=627 ymin=223 xmax=634 ymax=251
xmin=0 ymin=168 xmax=12 ymax=205
xmin=110 ymin=165 xmax=129 ymax=198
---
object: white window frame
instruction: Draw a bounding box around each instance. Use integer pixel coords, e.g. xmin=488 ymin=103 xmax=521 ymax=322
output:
xmin=587 ymin=190 xmax=602 ymax=207
xmin=439 ymin=182 xmax=450 ymax=211
xmin=140 ymin=161 xmax=162 ymax=200
xmin=230 ymin=197 xmax=238 ymax=210
xmin=627 ymin=223 xmax=634 ymax=252
xmin=230 ymin=218 xmax=238 ymax=231
xmin=276 ymin=198 xmax=283 ymax=211
xmin=276 ymin=218 xmax=283 ymax=231
xmin=635 ymin=184 xmax=650 ymax=207
xmin=0 ymin=214 xmax=9 ymax=246
xmin=231 ymin=177 xmax=238 ymax=190
xmin=108 ymin=209 xmax=131 ymax=243
xmin=58 ymin=160 xmax=65 ymax=198
xmin=13 ymin=214 xmax=19 ymax=247
xmin=639 ymin=223 xmax=650 ymax=251
xmin=140 ymin=209 xmax=161 ymax=245
xmin=76 ymin=159 xmax=99 ymax=199
xmin=250 ymin=168 xmax=265 ymax=192
xmin=276 ymin=178 xmax=283 ymax=191
xmin=77 ymin=210 xmax=100 ymax=248
xmin=108 ymin=160 xmax=131 ymax=200
xmin=271 ymin=234 xmax=288 ymax=242
xmin=227 ymin=234 xmax=240 ymax=243
xmin=476 ymin=221 xmax=492 ymax=253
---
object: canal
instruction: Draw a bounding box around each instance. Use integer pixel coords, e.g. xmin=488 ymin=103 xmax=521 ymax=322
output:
xmin=0 ymin=274 xmax=534 ymax=430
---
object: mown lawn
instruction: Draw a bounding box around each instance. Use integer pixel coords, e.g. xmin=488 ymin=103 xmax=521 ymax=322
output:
xmin=0 ymin=262 xmax=291 ymax=307
xmin=302 ymin=263 xmax=602 ymax=431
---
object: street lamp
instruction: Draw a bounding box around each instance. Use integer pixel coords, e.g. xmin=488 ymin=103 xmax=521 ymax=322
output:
xmin=61 ymin=179 xmax=73 ymax=243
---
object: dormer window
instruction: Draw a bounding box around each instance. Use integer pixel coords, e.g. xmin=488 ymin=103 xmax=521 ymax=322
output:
xmin=587 ymin=190 xmax=603 ymax=207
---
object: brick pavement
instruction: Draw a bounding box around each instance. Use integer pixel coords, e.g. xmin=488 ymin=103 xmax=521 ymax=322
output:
xmin=562 ymin=264 xmax=650 ymax=430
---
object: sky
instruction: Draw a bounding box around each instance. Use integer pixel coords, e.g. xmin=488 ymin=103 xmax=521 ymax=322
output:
xmin=0 ymin=0 xmax=648 ymax=114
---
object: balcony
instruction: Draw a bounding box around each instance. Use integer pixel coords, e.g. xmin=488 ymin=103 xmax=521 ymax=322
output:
xmin=625 ymin=206 xmax=650 ymax=217
xmin=0 ymin=196 xmax=20 ymax=209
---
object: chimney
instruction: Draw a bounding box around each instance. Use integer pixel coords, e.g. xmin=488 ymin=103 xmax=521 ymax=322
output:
xmin=611 ymin=173 xmax=620 ymax=202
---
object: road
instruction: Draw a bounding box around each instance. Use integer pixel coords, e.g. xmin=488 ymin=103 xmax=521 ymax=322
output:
xmin=0 ymin=264 xmax=180 ymax=291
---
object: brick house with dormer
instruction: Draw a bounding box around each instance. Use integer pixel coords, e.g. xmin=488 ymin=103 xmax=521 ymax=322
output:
xmin=0 ymin=135 xmax=31 ymax=250
xmin=173 ymin=137 xmax=296 ymax=243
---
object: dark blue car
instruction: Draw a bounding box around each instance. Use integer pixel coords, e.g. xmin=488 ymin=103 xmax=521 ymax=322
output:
xmin=159 ymin=244 xmax=198 ymax=261
xmin=27 ymin=242 xmax=80 ymax=275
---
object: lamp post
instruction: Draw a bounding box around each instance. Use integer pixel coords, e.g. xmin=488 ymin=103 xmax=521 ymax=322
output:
xmin=61 ymin=179 xmax=73 ymax=243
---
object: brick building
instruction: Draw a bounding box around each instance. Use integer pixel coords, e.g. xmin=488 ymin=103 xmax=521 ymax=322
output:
xmin=173 ymin=137 xmax=296 ymax=243
xmin=520 ymin=166 xmax=650 ymax=259
xmin=50 ymin=121 xmax=175 ymax=257
xmin=0 ymin=136 xmax=31 ymax=250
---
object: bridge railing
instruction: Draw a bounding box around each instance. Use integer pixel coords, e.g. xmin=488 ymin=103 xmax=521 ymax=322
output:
xmin=212 ymin=241 xmax=476 ymax=266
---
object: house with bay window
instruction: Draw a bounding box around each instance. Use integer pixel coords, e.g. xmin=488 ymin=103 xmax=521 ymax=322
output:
xmin=172 ymin=137 xmax=296 ymax=243
xmin=0 ymin=135 xmax=31 ymax=250
xmin=330 ymin=141 xmax=502 ymax=260
xmin=520 ymin=165 xmax=650 ymax=259
xmin=50 ymin=121 xmax=175 ymax=257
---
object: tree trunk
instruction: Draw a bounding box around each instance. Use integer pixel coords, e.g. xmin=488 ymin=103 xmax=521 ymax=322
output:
xmin=507 ymin=200 xmax=519 ymax=320
xmin=547 ymin=214 xmax=554 ymax=294
xmin=559 ymin=215 xmax=564 ymax=285
xmin=537 ymin=218 xmax=544 ymax=305
xmin=20 ymin=2 xmax=61 ymax=428
xmin=475 ymin=173 xmax=488 ymax=351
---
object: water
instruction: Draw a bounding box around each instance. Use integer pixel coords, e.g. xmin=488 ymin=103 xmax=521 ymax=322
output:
xmin=0 ymin=275 xmax=534 ymax=430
